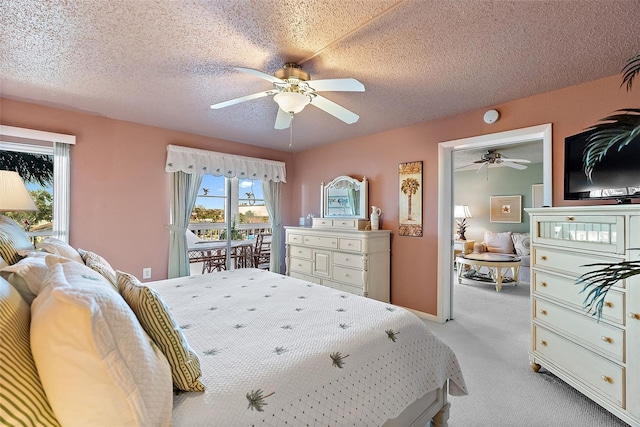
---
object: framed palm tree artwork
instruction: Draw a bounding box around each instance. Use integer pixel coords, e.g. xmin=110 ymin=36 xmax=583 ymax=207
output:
xmin=398 ymin=161 xmax=423 ymax=237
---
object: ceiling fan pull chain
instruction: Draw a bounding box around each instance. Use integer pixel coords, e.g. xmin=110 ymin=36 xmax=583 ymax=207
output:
xmin=289 ymin=112 xmax=294 ymax=149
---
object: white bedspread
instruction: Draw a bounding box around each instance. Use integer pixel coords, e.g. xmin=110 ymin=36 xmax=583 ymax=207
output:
xmin=150 ymin=269 xmax=467 ymax=426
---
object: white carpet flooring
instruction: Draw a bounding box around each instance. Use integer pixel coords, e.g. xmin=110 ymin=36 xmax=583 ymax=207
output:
xmin=424 ymin=279 xmax=630 ymax=427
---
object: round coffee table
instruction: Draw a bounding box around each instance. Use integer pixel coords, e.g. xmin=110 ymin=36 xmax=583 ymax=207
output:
xmin=456 ymin=252 xmax=521 ymax=292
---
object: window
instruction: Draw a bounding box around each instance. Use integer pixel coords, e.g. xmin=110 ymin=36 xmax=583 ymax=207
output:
xmin=190 ymin=176 xmax=270 ymax=240
xmin=0 ymin=126 xmax=74 ymax=242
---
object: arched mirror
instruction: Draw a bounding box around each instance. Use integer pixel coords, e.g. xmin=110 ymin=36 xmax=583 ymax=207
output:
xmin=321 ymin=176 xmax=368 ymax=219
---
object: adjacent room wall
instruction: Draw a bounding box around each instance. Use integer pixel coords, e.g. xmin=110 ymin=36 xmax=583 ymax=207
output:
xmin=0 ymin=98 xmax=294 ymax=281
xmin=454 ymin=163 xmax=543 ymax=243
xmin=290 ymin=74 xmax=637 ymax=316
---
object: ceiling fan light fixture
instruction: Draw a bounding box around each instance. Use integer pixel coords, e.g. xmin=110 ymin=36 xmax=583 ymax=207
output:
xmin=274 ymin=92 xmax=311 ymax=114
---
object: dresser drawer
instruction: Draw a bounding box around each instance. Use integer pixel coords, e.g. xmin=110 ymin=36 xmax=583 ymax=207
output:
xmin=324 ymin=279 xmax=363 ymax=296
xmin=289 ymin=258 xmax=312 ymax=275
xmin=303 ymin=235 xmax=338 ymax=249
xmin=333 ymin=219 xmax=359 ymax=229
xmin=339 ymin=238 xmax=362 ymax=252
xmin=287 ymin=233 xmax=304 ymax=244
xmin=533 ymin=214 xmax=624 ymax=253
xmin=533 ymin=247 xmax=625 ymax=285
xmin=534 ymin=299 xmax=624 ymax=361
xmin=289 ymin=245 xmax=312 ymax=260
xmin=533 ymin=325 xmax=624 ymax=407
xmin=333 ymin=251 xmax=363 ymax=268
xmin=533 ymin=271 xmax=625 ymax=324
xmin=333 ymin=265 xmax=362 ymax=287
xmin=312 ymin=218 xmax=333 ymax=228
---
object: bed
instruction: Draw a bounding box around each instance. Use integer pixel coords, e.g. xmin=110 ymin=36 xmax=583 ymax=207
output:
xmin=0 ymin=216 xmax=467 ymax=427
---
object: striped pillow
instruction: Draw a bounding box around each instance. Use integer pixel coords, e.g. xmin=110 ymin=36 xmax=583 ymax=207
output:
xmin=0 ymin=277 xmax=60 ymax=426
xmin=117 ymin=270 xmax=205 ymax=392
xmin=0 ymin=215 xmax=34 ymax=266
xmin=78 ymin=248 xmax=118 ymax=291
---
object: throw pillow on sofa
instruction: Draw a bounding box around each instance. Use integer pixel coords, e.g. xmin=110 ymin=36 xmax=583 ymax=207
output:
xmin=483 ymin=231 xmax=514 ymax=254
xmin=512 ymin=233 xmax=531 ymax=257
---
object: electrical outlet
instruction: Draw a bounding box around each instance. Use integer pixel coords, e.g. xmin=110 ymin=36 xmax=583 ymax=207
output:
xmin=142 ymin=267 xmax=152 ymax=279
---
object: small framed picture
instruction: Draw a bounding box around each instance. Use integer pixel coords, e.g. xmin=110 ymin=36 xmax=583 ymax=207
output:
xmin=490 ymin=195 xmax=522 ymax=223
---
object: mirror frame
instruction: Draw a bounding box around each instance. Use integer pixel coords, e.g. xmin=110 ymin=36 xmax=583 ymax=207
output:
xmin=320 ymin=176 xmax=368 ymax=219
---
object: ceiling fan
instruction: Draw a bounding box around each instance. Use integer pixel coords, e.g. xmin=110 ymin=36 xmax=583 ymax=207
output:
xmin=462 ymin=149 xmax=531 ymax=174
xmin=210 ymin=62 xmax=365 ymax=130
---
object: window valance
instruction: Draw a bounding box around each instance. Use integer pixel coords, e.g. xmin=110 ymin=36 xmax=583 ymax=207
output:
xmin=165 ymin=145 xmax=286 ymax=183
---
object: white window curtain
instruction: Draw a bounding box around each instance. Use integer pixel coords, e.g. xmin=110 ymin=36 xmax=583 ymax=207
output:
xmin=167 ymin=171 xmax=203 ymax=278
xmin=262 ymin=180 xmax=283 ymax=273
xmin=165 ymin=145 xmax=286 ymax=277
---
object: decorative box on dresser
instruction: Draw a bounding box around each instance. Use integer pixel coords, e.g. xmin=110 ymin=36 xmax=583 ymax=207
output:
xmin=285 ymin=223 xmax=391 ymax=303
xmin=528 ymin=206 xmax=640 ymax=426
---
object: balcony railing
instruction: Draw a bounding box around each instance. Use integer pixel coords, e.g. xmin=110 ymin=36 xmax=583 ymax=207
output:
xmin=188 ymin=222 xmax=272 ymax=241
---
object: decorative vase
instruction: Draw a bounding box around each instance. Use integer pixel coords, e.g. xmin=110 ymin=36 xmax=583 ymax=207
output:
xmin=371 ymin=206 xmax=382 ymax=230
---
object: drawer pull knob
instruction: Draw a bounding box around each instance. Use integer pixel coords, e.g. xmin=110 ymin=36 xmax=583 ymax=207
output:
xmin=629 ymin=312 xmax=639 ymax=320
xmin=567 ymin=217 xmax=575 ymax=221
xmin=540 ymin=282 xmax=548 ymax=287
xmin=601 ymin=336 xmax=611 ymax=343
xmin=540 ymin=340 xmax=547 ymax=346
xmin=601 ymin=375 xmax=612 ymax=383
xmin=604 ymin=301 xmax=613 ymax=308
xmin=539 ymin=309 xmax=547 ymax=315
xmin=540 ymin=255 xmax=547 ymax=261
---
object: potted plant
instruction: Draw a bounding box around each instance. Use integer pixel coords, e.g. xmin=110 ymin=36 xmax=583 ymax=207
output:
xmin=579 ymin=53 xmax=640 ymax=319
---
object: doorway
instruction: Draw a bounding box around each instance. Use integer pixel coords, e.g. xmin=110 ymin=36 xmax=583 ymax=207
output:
xmin=436 ymin=124 xmax=553 ymax=322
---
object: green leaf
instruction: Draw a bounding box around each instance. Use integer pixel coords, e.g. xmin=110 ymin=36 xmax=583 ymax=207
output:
xmin=583 ymin=109 xmax=640 ymax=181
xmin=621 ymin=54 xmax=640 ymax=92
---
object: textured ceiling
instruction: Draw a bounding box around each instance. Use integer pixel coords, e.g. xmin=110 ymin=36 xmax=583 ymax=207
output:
xmin=1 ymin=0 xmax=638 ymax=152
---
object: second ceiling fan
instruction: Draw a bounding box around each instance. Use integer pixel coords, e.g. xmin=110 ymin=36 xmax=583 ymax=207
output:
xmin=465 ymin=149 xmax=531 ymax=174
xmin=210 ymin=62 xmax=365 ymax=130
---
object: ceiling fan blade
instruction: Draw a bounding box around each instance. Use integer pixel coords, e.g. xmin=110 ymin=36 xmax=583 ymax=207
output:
xmin=310 ymin=95 xmax=359 ymax=124
xmin=274 ymin=108 xmax=292 ymax=130
xmin=210 ymin=91 xmax=273 ymax=109
xmin=501 ymin=157 xmax=531 ymax=163
xmin=503 ymin=162 xmax=528 ymax=170
xmin=455 ymin=164 xmax=480 ymax=171
xmin=476 ymin=162 xmax=488 ymax=174
xmin=234 ymin=67 xmax=284 ymax=84
xmin=308 ymin=78 xmax=365 ymax=92
xmin=473 ymin=159 xmax=487 ymax=164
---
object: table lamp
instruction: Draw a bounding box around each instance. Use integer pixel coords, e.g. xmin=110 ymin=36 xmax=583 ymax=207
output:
xmin=0 ymin=170 xmax=37 ymax=220
xmin=454 ymin=205 xmax=472 ymax=240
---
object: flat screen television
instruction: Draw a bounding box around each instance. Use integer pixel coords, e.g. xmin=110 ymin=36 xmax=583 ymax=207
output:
xmin=564 ymin=128 xmax=640 ymax=202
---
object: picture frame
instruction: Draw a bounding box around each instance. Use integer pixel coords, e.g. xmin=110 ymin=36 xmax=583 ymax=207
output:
xmin=490 ymin=195 xmax=522 ymax=223
xmin=398 ymin=161 xmax=423 ymax=237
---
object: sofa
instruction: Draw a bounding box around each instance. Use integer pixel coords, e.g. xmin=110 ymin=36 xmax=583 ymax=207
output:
xmin=474 ymin=231 xmax=531 ymax=283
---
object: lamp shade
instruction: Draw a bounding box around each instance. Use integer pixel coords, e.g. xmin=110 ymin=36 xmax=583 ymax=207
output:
xmin=0 ymin=170 xmax=37 ymax=212
xmin=453 ymin=205 xmax=472 ymax=219
xmin=273 ymin=92 xmax=311 ymax=114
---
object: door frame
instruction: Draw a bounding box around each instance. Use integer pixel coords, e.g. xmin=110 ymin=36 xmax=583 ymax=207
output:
xmin=436 ymin=124 xmax=553 ymax=322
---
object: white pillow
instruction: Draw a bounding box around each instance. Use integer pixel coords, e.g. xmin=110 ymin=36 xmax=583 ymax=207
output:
xmin=30 ymin=263 xmax=173 ymax=427
xmin=483 ymin=231 xmax=514 ymax=254
xmin=0 ymin=252 xmax=69 ymax=304
xmin=512 ymin=233 xmax=531 ymax=256
xmin=35 ymin=237 xmax=84 ymax=263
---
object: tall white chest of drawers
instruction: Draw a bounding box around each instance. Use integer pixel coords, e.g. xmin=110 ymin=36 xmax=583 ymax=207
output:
xmin=528 ymin=206 xmax=640 ymax=426
xmin=284 ymin=226 xmax=391 ymax=302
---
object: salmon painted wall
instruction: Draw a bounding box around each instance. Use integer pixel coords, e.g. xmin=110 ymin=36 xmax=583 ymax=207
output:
xmin=0 ymin=98 xmax=294 ymax=281
xmin=290 ymin=74 xmax=638 ymax=315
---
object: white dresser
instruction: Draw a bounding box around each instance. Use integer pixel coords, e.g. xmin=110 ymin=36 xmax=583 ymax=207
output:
xmin=284 ymin=226 xmax=391 ymax=302
xmin=528 ymin=206 xmax=640 ymax=426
